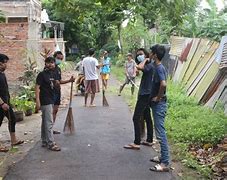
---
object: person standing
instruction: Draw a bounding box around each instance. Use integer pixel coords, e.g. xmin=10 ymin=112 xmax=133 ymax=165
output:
xmin=118 ymin=53 xmax=137 ymax=96
xmin=35 ymin=57 xmax=61 ymax=151
xmin=149 ymin=45 xmax=170 ymax=172
xmin=100 ymin=51 xmax=111 ymax=90
xmin=0 ymin=54 xmax=24 ymax=152
xmin=75 ymin=55 xmax=85 ymax=96
xmin=83 ymin=48 xmax=100 ymax=107
xmin=124 ymin=48 xmax=154 ymax=150
xmin=52 ymin=51 xmax=74 ymax=134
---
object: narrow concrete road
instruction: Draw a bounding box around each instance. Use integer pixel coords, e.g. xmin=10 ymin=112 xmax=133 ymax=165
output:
xmin=4 ymin=82 xmax=175 ymax=180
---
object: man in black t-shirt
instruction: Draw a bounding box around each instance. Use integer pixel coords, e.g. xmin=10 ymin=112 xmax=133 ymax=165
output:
xmin=52 ymin=51 xmax=74 ymax=134
xmin=0 ymin=54 xmax=24 ymax=152
xmin=35 ymin=57 xmax=61 ymax=151
xmin=124 ymin=48 xmax=154 ymax=150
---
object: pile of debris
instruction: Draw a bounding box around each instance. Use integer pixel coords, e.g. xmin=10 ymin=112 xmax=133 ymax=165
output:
xmin=189 ymin=137 xmax=227 ymax=178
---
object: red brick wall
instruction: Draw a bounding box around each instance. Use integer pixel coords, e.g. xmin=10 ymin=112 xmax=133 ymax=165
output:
xmin=0 ymin=23 xmax=28 ymax=82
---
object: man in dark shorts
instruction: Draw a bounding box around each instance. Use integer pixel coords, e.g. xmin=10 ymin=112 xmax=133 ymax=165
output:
xmin=0 ymin=54 xmax=24 ymax=152
xmin=82 ymin=48 xmax=100 ymax=107
xmin=52 ymin=51 xmax=74 ymax=134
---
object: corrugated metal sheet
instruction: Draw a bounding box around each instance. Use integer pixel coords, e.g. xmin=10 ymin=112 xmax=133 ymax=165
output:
xmin=177 ymin=38 xmax=200 ymax=83
xmin=169 ymin=36 xmax=191 ymax=57
xmin=219 ymin=42 xmax=227 ymax=69
xmin=190 ymin=61 xmax=219 ymax=101
xmin=186 ymin=42 xmax=219 ymax=92
xmin=183 ymin=39 xmax=211 ymax=84
xmin=201 ymin=69 xmax=227 ymax=103
xmin=179 ymin=40 xmax=193 ymax=62
xmin=205 ymin=77 xmax=227 ymax=108
xmin=215 ymin=36 xmax=227 ymax=64
xmin=187 ymin=52 xmax=216 ymax=96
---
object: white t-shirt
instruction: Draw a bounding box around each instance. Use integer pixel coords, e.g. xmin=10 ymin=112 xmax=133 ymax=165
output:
xmin=82 ymin=56 xmax=99 ymax=80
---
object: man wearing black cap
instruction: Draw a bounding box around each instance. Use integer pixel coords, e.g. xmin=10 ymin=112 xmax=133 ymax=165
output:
xmin=0 ymin=54 xmax=24 ymax=152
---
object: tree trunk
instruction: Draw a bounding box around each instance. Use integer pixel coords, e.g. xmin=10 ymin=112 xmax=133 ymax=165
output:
xmin=117 ymin=24 xmax=123 ymax=54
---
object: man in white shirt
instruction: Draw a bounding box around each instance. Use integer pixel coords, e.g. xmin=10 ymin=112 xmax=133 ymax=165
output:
xmin=82 ymin=48 xmax=100 ymax=107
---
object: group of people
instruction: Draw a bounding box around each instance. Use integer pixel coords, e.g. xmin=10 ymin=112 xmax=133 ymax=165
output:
xmin=0 ymin=45 xmax=169 ymax=172
xmin=121 ymin=45 xmax=170 ymax=172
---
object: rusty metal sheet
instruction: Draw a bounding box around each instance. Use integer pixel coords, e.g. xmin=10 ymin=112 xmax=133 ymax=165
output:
xmin=190 ymin=61 xmax=219 ymax=101
xmin=178 ymin=38 xmax=200 ymax=83
xmin=205 ymin=77 xmax=227 ymax=108
xmin=200 ymin=69 xmax=227 ymax=104
xmin=169 ymin=36 xmax=191 ymax=57
xmin=179 ymin=40 xmax=193 ymax=62
xmin=186 ymin=41 xmax=219 ymax=92
xmin=183 ymin=39 xmax=211 ymax=84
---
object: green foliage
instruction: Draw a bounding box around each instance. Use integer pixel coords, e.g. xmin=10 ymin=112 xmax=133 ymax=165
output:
xmin=11 ymin=96 xmax=35 ymax=112
xmin=58 ymin=61 xmax=75 ymax=71
xmin=166 ymin=81 xmax=227 ymax=145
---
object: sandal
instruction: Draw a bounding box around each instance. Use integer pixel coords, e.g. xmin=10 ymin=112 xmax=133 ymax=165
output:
xmin=0 ymin=146 xmax=9 ymax=152
xmin=48 ymin=144 xmax=61 ymax=151
xmin=149 ymin=164 xmax=169 ymax=172
xmin=141 ymin=141 xmax=154 ymax=146
xmin=89 ymin=104 xmax=96 ymax=107
xmin=53 ymin=130 xmax=61 ymax=134
xmin=12 ymin=140 xmax=24 ymax=146
xmin=150 ymin=156 xmax=161 ymax=163
xmin=123 ymin=143 xmax=140 ymax=150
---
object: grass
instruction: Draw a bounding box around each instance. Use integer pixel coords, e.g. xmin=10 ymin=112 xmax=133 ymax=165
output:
xmin=111 ymin=65 xmax=227 ymax=178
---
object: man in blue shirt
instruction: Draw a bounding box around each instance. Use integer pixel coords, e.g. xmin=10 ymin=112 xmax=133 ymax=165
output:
xmin=124 ymin=48 xmax=154 ymax=150
xmin=149 ymin=45 xmax=170 ymax=172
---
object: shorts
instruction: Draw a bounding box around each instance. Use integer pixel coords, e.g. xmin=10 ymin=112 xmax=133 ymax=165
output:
xmin=54 ymin=91 xmax=61 ymax=105
xmin=101 ymin=73 xmax=109 ymax=80
xmin=85 ymin=79 xmax=100 ymax=94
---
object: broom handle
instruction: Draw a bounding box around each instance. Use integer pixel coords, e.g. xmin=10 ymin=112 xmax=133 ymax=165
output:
xmin=69 ymin=81 xmax=73 ymax=107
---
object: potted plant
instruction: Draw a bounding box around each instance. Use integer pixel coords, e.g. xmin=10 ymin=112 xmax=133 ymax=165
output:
xmin=10 ymin=97 xmax=24 ymax=122
xmin=23 ymin=100 xmax=35 ymax=116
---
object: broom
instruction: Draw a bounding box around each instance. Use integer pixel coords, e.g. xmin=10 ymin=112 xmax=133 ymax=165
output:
xmin=63 ymin=81 xmax=75 ymax=134
xmin=102 ymin=78 xmax=109 ymax=107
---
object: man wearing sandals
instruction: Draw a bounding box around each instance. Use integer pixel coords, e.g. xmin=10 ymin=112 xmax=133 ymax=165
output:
xmin=150 ymin=45 xmax=170 ymax=172
xmin=124 ymin=48 xmax=154 ymax=150
xmin=35 ymin=57 xmax=61 ymax=151
xmin=0 ymin=54 xmax=24 ymax=152
xmin=82 ymin=48 xmax=100 ymax=107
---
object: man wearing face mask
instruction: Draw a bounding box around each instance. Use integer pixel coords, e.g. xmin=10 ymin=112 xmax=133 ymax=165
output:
xmin=124 ymin=48 xmax=154 ymax=150
xmin=52 ymin=51 xmax=75 ymax=134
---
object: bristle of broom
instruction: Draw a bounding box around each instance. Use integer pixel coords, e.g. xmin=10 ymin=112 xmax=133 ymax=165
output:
xmin=63 ymin=107 xmax=75 ymax=134
xmin=102 ymin=90 xmax=109 ymax=107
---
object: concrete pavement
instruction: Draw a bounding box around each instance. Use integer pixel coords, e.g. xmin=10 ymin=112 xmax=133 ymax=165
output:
xmin=4 ymin=85 xmax=175 ymax=180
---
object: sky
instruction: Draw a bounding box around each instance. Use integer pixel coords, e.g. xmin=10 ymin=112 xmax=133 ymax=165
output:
xmin=201 ymin=0 xmax=225 ymax=11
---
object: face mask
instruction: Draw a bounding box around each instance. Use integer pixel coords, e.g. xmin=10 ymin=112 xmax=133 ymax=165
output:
xmin=137 ymin=55 xmax=145 ymax=62
xmin=55 ymin=59 xmax=62 ymax=65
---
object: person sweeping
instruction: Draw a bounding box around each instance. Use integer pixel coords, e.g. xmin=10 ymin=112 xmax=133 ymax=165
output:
xmin=118 ymin=53 xmax=137 ymax=96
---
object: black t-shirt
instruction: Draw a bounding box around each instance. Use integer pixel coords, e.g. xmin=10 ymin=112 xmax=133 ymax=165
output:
xmin=138 ymin=61 xmax=154 ymax=96
xmin=36 ymin=69 xmax=56 ymax=106
xmin=0 ymin=72 xmax=10 ymax=103
xmin=53 ymin=65 xmax=62 ymax=93
xmin=150 ymin=64 xmax=167 ymax=98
